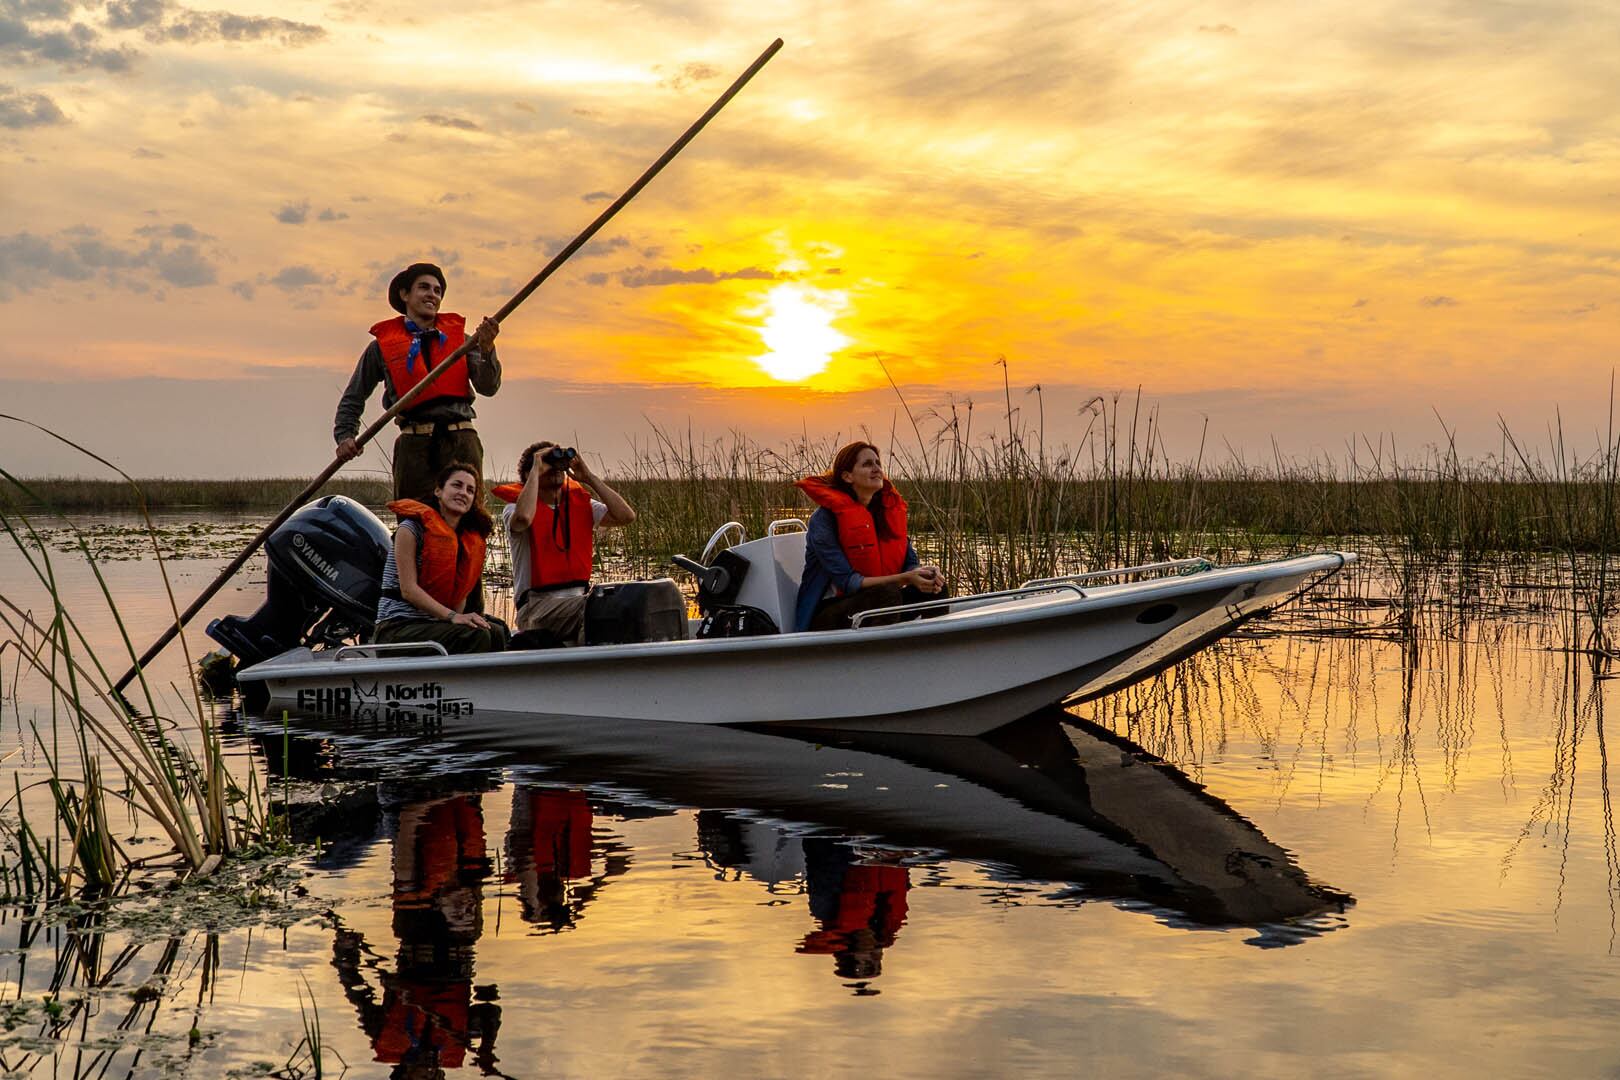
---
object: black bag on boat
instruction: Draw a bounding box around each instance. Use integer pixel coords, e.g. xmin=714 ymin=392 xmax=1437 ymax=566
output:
xmin=695 ymin=605 xmax=779 ymax=639
xmin=583 ymin=579 xmax=688 ymax=645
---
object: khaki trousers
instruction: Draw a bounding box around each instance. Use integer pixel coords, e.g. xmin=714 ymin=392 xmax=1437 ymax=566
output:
xmin=516 ymin=589 xmax=589 ymax=644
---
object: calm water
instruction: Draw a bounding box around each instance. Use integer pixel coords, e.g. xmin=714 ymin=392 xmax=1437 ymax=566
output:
xmin=4 ymin=517 xmax=1620 ymax=1077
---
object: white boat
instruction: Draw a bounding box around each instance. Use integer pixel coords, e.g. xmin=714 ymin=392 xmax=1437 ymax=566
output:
xmin=235 ymin=517 xmax=1354 ymax=737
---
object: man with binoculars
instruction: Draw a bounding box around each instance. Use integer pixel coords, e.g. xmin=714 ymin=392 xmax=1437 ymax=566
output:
xmin=494 ymin=441 xmax=637 ymax=644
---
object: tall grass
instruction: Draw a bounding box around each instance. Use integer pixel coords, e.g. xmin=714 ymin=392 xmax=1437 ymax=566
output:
xmin=599 ymin=393 xmax=1620 ymax=597
xmin=0 ymin=476 xmax=392 ymax=513
xmin=0 ymin=439 xmax=278 ymax=903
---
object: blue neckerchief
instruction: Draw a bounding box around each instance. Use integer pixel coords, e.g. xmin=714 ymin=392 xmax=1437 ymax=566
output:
xmin=402 ymin=318 xmax=446 ymax=374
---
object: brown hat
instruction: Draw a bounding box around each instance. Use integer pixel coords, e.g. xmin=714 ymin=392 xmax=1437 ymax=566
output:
xmin=388 ymin=262 xmax=446 ymax=314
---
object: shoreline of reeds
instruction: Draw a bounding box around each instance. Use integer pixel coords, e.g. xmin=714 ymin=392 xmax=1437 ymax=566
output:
xmin=11 ymin=474 xmax=1620 ymax=549
xmin=1 ymin=477 xmax=395 ymax=513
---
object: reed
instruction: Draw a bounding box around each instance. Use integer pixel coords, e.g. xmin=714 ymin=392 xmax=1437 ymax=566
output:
xmin=0 ymin=457 xmax=278 ymax=903
xmin=0 ymin=476 xmax=393 ymax=513
xmin=276 ymin=975 xmax=340 ymax=1079
xmin=595 ymin=397 xmax=1620 ymax=596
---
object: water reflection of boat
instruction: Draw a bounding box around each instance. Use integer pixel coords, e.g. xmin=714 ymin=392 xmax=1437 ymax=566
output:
xmin=267 ymin=704 xmax=1351 ymax=941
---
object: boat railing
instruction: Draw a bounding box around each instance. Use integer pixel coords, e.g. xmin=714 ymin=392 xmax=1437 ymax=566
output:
xmin=700 ymin=521 xmax=747 ymax=563
xmin=333 ymin=641 xmax=450 ymax=661
xmin=1023 ymin=557 xmax=1213 ymax=589
xmin=767 ymin=517 xmax=807 ymax=535
xmin=851 ymin=582 xmax=1086 ymax=630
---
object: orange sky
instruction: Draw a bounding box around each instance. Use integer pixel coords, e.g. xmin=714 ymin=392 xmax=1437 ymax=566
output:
xmin=3 ymin=1 xmax=1619 ymax=476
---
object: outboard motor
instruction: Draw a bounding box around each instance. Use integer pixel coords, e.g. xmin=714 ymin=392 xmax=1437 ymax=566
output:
xmin=207 ymin=495 xmax=392 ymax=668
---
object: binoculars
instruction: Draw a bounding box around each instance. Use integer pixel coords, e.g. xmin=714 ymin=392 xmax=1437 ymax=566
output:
xmin=542 ymin=446 xmax=578 ymax=468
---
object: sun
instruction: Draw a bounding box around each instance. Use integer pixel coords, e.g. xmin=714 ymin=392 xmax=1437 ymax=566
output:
xmin=751 ymin=284 xmax=851 ymax=382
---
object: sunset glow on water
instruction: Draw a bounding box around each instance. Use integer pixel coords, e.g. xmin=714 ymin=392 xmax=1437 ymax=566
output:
xmin=5 ymin=531 xmax=1620 ymax=1075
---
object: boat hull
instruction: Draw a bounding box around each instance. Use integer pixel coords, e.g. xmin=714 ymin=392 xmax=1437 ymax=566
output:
xmin=239 ymin=553 xmax=1350 ymax=736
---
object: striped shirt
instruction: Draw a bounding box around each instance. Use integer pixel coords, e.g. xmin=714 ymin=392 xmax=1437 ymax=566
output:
xmin=376 ymin=519 xmax=430 ymax=623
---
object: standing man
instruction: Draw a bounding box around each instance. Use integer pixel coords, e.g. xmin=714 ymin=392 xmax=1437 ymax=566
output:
xmin=492 ymin=441 xmax=636 ymax=645
xmin=333 ymin=262 xmax=502 ymax=502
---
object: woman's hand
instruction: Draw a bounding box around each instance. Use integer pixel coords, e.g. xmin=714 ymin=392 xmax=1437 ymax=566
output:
xmin=907 ymin=566 xmax=944 ymax=594
xmin=449 ymin=611 xmax=491 ymax=630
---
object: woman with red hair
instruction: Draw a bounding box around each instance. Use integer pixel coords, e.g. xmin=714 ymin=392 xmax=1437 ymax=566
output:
xmin=793 ymin=442 xmax=945 ymax=632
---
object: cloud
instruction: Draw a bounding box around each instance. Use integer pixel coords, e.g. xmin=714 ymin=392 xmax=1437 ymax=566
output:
xmin=580 ymin=190 xmax=612 ymax=204
xmin=161 ymin=12 xmax=322 ymax=44
xmin=105 ymin=0 xmax=325 ymax=46
xmin=659 ymin=61 xmax=719 ymax=91
xmin=420 ymin=113 xmax=479 ymax=131
xmin=132 ymin=145 xmax=163 ymax=157
xmin=436 ymin=191 xmax=470 ymax=204
xmin=538 ymin=233 xmax=628 ymax=258
xmin=265 ymin=264 xmax=323 ymax=290
xmin=102 ymin=0 xmax=164 ymax=29
xmin=1197 ymin=23 xmax=1237 ymax=34
xmin=0 ymin=83 xmax=65 ymax=127
xmin=0 ymin=225 xmax=219 ymax=296
xmin=10 ymin=0 xmax=72 ymax=17
xmin=0 ymin=11 xmax=140 ymax=73
xmin=230 ymin=279 xmax=253 ymax=299
xmin=135 ymin=222 xmax=203 ymax=240
xmin=151 ymin=242 xmax=215 ymax=286
xmin=273 ymin=199 xmax=310 ymax=224
xmin=0 ymin=233 xmax=92 ymax=288
xmin=587 ymin=265 xmax=781 ymax=288
xmin=316 ymin=207 xmax=348 ymax=221
xmin=1419 ymin=295 xmax=1460 ymax=307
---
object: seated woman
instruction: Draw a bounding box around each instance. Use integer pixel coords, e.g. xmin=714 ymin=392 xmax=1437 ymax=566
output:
xmin=793 ymin=441 xmax=946 ymax=632
xmin=374 ymin=462 xmax=509 ymax=653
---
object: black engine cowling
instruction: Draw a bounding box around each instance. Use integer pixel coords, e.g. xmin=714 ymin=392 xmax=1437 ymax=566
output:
xmin=207 ymin=495 xmax=392 ymax=667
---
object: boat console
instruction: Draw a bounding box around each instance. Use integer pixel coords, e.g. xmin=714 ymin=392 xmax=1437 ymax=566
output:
xmin=674 ymin=519 xmax=806 ymax=635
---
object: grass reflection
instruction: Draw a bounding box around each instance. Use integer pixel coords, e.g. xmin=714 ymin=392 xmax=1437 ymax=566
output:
xmin=1084 ymin=553 xmax=1620 ymax=950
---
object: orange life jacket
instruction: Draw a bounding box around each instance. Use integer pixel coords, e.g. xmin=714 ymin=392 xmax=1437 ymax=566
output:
xmin=795 ymin=476 xmax=909 ymax=581
xmin=373 ymin=986 xmax=470 ymax=1069
xmin=371 ymin=313 xmax=471 ymax=406
xmin=522 ymin=789 xmax=593 ymax=880
xmin=798 ymin=862 xmax=910 ymax=955
xmin=491 ymin=480 xmax=595 ymax=589
xmin=387 ymin=499 xmax=486 ymax=611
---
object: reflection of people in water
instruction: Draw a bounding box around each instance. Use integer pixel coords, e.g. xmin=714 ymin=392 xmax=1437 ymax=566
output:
xmin=331 ymin=790 xmax=502 ymax=1078
xmin=797 ymin=838 xmax=910 ymax=982
xmin=506 ymin=787 xmax=595 ymax=929
xmin=695 ymin=809 xmax=805 ymax=886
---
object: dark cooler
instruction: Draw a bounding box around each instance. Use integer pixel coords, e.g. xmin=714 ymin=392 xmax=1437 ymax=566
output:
xmin=583 ymin=579 xmax=688 ymax=645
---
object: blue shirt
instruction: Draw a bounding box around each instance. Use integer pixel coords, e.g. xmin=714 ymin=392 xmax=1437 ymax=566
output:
xmin=793 ymin=506 xmax=919 ymax=632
